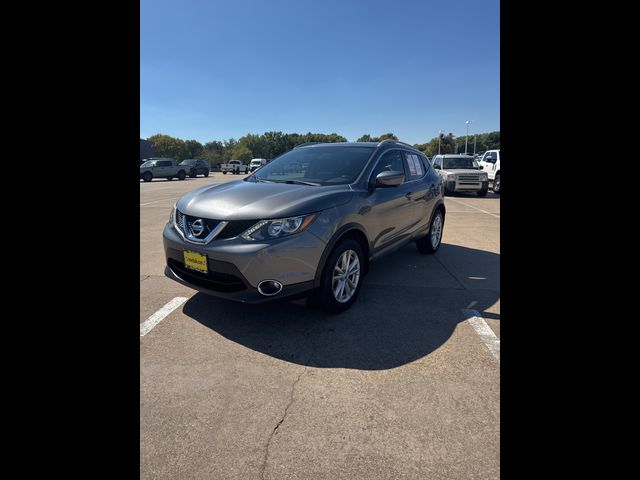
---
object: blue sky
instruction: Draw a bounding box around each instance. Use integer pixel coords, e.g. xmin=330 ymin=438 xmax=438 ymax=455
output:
xmin=141 ymin=0 xmax=499 ymax=145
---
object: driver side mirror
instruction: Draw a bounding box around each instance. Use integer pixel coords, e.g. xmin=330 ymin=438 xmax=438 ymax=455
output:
xmin=375 ymin=171 xmax=404 ymax=187
xmin=433 ymin=164 xmax=440 ymax=170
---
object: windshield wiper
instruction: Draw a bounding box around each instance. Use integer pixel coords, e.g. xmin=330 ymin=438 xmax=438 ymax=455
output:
xmin=285 ymin=179 xmax=320 ymax=186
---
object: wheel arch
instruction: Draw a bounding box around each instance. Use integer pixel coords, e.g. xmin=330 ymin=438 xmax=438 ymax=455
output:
xmin=313 ymin=224 xmax=370 ymax=288
xmin=431 ymin=200 xmax=446 ymax=226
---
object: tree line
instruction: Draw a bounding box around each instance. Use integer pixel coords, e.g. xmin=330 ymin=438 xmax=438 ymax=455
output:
xmin=146 ymin=130 xmax=500 ymax=165
xmin=413 ymin=130 xmax=500 ymax=157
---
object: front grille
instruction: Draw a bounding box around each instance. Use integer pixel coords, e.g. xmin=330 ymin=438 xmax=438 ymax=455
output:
xmin=176 ymin=210 xmax=255 ymax=240
xmin=179 ymin=212 xmax=222 ymax=238
xmin=458 ymin=175 xmax=480 ymax=182
xmin=176 ymin=210 xmax=185 ymax=231
xmin=168 ymin=259 xmax=247 ymax=292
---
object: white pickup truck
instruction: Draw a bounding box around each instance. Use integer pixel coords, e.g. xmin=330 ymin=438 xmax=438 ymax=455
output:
xmin=220 ymin=160 xmax=250 ymax=175
xmin=476 ymin=149 xmax=501 ymax=193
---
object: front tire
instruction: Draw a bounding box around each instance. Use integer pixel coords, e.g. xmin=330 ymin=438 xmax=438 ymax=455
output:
xmin=417 ymin=210 xmax=444 ymax=254
xmin=178 ymin=170 xmax=186 ymax=180
xmin=204 ymin=171 xmax=209 ymax=177
xmin=189 ymin=170 xmax=197 ymax=178
xmin=477 ymin=188 xmax=488 ymax=197
xmin=222 ymin=171 xmax=227 ymax=175
xmin=493 ymin=173 xmax=500 ymax=194
xmin=142 ymin=172 xmax=152 ymax=182
xmin=318 ymin=239 xmax=364 ymax=314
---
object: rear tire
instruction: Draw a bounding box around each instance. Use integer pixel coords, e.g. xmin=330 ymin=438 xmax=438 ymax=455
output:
xmin=223 ymin=171 xmax=227 ymax=175
xmin=178 ymin=170 xmax=186 ymax=180
xmin=317 ymin=239 xmax=364 ymax=314
xmin=417 ymin=210 xmax=444 ymax=254
xmin=189 ymin=170 xmax=197 ymax=178
xmin=204 ymin=171 xmax=209 ymax=177
xmin=493 ymin=173 xmax=500 ymax=194
xmin=142 ymin=172 xmax=152 ymax=182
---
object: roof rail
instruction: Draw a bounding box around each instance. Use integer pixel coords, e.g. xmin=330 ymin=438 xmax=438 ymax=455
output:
xmin=294 ymin=142 xmax=324 ymax=149
xmin=377 ymin=139 xmax=416 ymax=148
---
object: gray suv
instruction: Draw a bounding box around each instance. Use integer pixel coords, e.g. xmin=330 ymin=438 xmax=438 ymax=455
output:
xmin=163 ymin=140 xmax=446 ymax=312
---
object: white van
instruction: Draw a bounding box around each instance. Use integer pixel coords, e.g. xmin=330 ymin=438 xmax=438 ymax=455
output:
xmin=477 ymin=149 xmax=501 ymax=193
xmin=249 ymin=158 xmax=267 ymax=172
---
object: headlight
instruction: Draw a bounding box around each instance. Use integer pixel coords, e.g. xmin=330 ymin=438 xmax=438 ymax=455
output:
xmin=446 ymin=174 xmax=457 ymax=181
xmin=480 ymin=174 xmax=488 ymax=181
xmin=241 ymin=214 xmax=317 ymax=241
xmin=169 ymin=204 xmax=176 ymax=225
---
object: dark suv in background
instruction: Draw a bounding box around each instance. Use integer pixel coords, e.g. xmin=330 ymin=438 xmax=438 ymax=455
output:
xmin=164 ymin=140 xmax=446 ymax=312
xmin=179 ymin=159 xmax=210 ymax=178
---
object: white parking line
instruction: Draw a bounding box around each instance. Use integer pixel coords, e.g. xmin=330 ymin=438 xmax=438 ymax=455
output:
xmin=140 ymin=297 xmax=188 ymax=337
xmin=462 ymin=309 xmax=500 ymax=361
xmin=447 ymin=198 xmax=500 ymax=218
xmin=140 ymin=197 xmax=176 ymax=207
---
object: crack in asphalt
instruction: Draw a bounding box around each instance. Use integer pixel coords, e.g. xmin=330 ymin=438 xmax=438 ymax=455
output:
xmin=260 ymin=310 xmax=322 ymax=480
xmin=260 ymin=367 xmax=306 ymax=480
xmin=140 ymin=275 xmax=151 ymax=283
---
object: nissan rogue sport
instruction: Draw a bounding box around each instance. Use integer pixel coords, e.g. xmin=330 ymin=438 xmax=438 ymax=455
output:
xmin=163 ymin=140 xmax=445 ymax=312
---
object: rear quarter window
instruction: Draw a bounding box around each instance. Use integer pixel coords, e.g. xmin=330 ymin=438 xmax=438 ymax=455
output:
xmin=404 ymin=152 xmax=426 ymax=181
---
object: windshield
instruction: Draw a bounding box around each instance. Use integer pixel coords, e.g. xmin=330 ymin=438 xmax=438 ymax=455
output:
xmin=141 ymin=160 xmax=155 ymax=167
xmin=251 ymin=160 xmax=261 ymax=164
xmin=180 ymin=160 xmax=197 ymax=165
xmin=443 ymin=157 xmax=479 ymax=170
xmin=253 ymin=146 xmax=375 ymax=186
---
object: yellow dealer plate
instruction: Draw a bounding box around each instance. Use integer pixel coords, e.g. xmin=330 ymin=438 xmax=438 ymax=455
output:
xmin=183 ymin=250 xmax=208 ymax=274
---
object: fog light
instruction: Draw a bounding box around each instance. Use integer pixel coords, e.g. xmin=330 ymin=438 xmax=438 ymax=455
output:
xmin=257 ymin=280 xmax=283 ymax=296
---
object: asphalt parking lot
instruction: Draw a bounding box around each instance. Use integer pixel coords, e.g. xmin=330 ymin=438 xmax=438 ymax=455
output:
xmin=140 ymin=172 xmax=500 ymax=479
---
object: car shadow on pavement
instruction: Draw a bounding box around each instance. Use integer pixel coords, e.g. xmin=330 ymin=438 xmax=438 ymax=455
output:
xmin=182 ymin=243 xmax=499 ymax=370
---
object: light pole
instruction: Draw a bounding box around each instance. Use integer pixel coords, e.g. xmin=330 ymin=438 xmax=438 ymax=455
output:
xmin=465 ymin=120 xmax=471 ymax=154
xmin=438 ymin=129 xmax=443 ymax=155
xmin=473 ymin=134 xmax=477 ymax=155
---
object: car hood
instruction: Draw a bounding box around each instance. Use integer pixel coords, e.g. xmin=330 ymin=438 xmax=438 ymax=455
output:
xmin=441 ymin=169 xmax=485 ymax=175
xmin=176 ymin=180 xmax=354 ymax=220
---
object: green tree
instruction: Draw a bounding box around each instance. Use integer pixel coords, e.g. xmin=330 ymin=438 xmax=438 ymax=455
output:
xmin=377 ymin=132 xmax=398 ymax=141
xmin=147 ymin=134 xmax=187 ymax=160
xmin=184 ymin=139 xmax=204 ymax=159
xmin=222 ymin=138 xmax=238 ymax=162
xmin=356 ymin=132 xmax=398 ymax=142
xmin=231 ymin=144 xmax=253 ymax=163
xmin=202 ymin=140 xmax=225 ymax=166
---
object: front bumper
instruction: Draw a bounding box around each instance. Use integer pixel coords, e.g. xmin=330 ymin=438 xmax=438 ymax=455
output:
xmin=162 ymin=222 xmax=325 ymax=303
xmin=446 ymin=180 xmax=489 ymax=192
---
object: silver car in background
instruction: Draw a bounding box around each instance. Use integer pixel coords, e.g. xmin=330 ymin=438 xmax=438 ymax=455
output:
xmin=431 ymin=154 xmax=489 ymax=196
